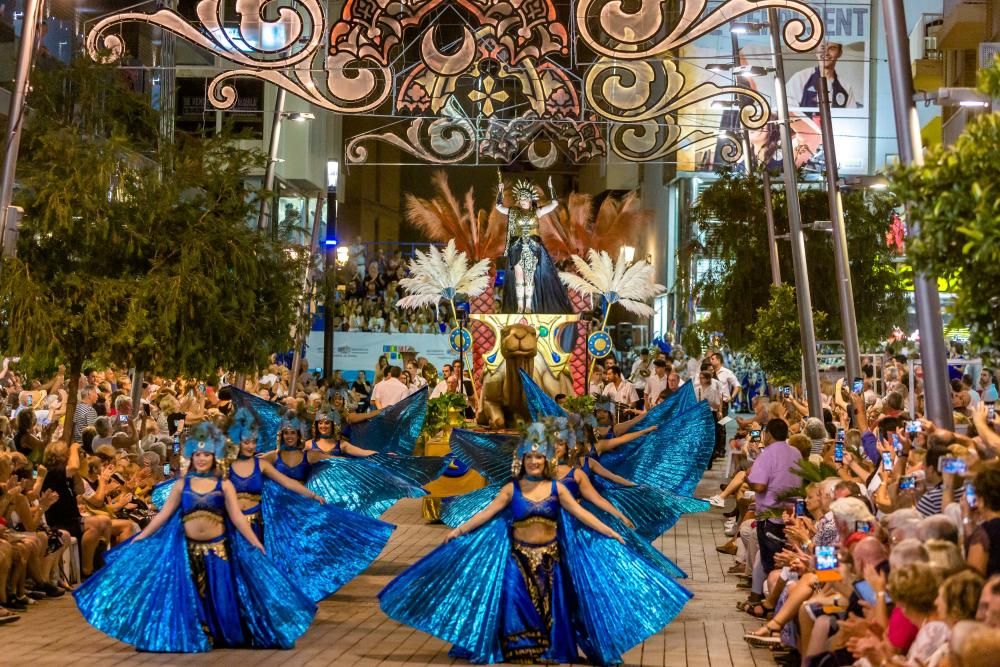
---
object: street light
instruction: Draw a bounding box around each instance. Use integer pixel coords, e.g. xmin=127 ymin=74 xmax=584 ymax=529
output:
xmin=281 ymin=111 xmax=316 ymax=122
xmin=705 ymin=63 xmax=773 ymax=77
xmin=839 ymin=175 xmax=890 ymax=190
xmin=622 ymin=245 xmax=636 ymax=263
xmin=915 ymin=88 xmax=992 ymax=108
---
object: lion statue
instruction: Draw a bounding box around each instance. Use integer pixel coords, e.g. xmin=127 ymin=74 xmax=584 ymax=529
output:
xmin=477 ymin=323 xmax=574 ymax=430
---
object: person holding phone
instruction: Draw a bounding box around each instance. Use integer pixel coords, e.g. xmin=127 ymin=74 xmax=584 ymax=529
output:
xmin=967 ymin=466 xmax=1000 ymax=577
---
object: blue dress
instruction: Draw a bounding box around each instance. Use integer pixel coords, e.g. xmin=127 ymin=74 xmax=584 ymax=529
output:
xmin=305 ymin=439 xmax=450 ymax=518
xmin=229 ymin=456 xmax=395 ymax=603
xmin=379 ymin=478 xmax=693 ymax=665
xmin=74 ymin=475 xmax=316 ymax=652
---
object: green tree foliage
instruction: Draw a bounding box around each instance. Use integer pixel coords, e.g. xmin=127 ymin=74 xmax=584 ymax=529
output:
xmin=0 ymin=58 xmax=304 ymax=441
xmin=889 ymin=56 xmax=1000 ymax=352
xmin=746 ymin=284 xmax=828 ymax=386
xmin=692 ymin=171 xmax=908 ymax=350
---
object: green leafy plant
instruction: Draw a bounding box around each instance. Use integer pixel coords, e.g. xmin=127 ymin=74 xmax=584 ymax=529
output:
xmin=746 ymin=284 xmax=829 ymax=387
xmin=692 ymin=171 xmax=907 ymax=350
xmin=889 ymin=55 xmax=1000 ymax=353
xmin=422 ymin=392 xmax=468 ymax=440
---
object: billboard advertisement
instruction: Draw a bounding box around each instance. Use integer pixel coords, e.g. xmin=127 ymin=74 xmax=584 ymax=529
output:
xmin=678 ymin=2 xmax=872 ymax=174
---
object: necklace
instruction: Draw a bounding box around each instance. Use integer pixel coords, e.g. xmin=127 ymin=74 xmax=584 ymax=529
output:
xmin=524 ymin=474 xmax=545 ymax=482
xmin=189 ymin=471 xmax=215 ymax=478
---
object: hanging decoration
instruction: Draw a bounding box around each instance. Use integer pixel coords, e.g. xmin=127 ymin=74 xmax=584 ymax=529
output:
xmin=86 ymin=0 xmax=825 ymax=166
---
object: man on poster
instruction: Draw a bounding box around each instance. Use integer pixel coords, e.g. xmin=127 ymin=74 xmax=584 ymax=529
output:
xmin=786 ymin=41 xmax=861 ymax=109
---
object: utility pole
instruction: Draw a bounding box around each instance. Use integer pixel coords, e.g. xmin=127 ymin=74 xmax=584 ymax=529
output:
xmin=0 ymin=0 xmax=44 ymax=256
xmin=768 ymin=8 xmax=823 ymax=419
xmin=881 ymin=0 xmax=953 ymax=429
xmin=816 ymin=72 xmax=862 ymax=383
xmin=257 ymin=88 xmax=286 ymax=232
xmin=288 ymin=194 xmax=325 ymax=395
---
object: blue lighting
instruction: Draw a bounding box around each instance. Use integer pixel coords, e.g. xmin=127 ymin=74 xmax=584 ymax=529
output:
xmin=324 ymin=239 xmax=338 ymax=246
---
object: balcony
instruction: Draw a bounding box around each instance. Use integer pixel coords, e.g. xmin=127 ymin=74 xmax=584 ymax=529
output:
xmin=938 ymin=0 xmax=987 ymax=49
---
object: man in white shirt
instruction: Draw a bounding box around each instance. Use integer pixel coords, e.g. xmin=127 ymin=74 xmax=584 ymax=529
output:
xmin=644 ymin=359 xmax=670 ymax=407
xmin=602 ymin=366 xmax=639 ymax=410
xmin=371 ymin=366 xmax=410 ymax=409
xmin=405 ymin=361 xmax=427 ymax=394
xmin=710 ymin=352 xmax=740 ymax=414
xmin=629 ymin=349 xmax=651 ymax=401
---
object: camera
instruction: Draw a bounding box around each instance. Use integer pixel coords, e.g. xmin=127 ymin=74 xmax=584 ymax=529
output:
xmin=881 ymin=452 xmax=893 ymax=470
xmin=750 ymin=429 xmax=761 ymax=442
xmin=906 ymin=420 xmax=921 ymax=434
xmin=899 ymin=476 xmax=916 ymax=490
xmin=939 ymin=457 xmax=967 ymax=475
xmin=795 ymin=499 xmax=807 ymax=517
xmin=834 ymin=441 xmax=844 ymax=463
xmin=851 ymin=377 xmax=863 ymax=394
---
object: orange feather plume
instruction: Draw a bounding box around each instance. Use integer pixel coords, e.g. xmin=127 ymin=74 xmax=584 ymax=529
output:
xmin=404 ymin=171 xmax=506 ymax=261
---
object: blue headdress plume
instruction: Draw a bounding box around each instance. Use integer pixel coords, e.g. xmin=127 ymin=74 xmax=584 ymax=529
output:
xmin=184 ymin=422 xmax=227 ymax=459
xmin=512 ymin=421 xmax=556 ymax=476
xmin=312 ymin=403 xmax=343 ymax=437
xmin=550 ymin=415 xmax=576 ymax=451
xmin=593 ymin=394 xmax=615 ymax=417
xmin=227 ymin=407 xmax=261 ymax=447
xmin=278 ymin=406 xmax=311 ymax=448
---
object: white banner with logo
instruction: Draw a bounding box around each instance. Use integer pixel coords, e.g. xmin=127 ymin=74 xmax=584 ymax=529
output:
xmin=304 ymin=331 xmax=461 ymax=378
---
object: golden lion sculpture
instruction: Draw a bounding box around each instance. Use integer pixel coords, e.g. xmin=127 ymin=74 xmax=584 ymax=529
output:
xmin=477 ymin=323 xmax=574 ymax=430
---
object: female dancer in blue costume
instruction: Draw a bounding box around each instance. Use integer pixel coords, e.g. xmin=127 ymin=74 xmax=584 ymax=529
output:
xmin=591 ymin=396 xmax=657 ymax=454
xmin=379 ymin=422 xmax=692 ymax=665
xmin=74 ymin=423 xmax=315 ymax=652
xmin=304 ymin=405 xmax=450 ymax=518
xmin=227 ymin=409 xmax=393 ymax=602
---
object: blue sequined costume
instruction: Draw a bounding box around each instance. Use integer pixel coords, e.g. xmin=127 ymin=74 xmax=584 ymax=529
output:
xmin=229 ymin=456 xmax=395 ymax=602
xmin=74 ymin=475 xmax=316 ymax=652
xmin=379 ymin=478 xmax=692 ymax=665
xmin=304 ymin=439 xmax=450 ymax=519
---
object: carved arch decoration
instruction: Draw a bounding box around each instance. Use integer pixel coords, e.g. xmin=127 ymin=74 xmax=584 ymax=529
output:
xmin=86 ymin=0 xmax=824 ymax=166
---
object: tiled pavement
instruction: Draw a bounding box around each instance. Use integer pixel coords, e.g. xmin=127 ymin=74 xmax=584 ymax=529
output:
xmin=4 ymin=466 xmax=776 ymax=666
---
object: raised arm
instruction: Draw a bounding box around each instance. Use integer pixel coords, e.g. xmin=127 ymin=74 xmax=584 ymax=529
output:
xmin=261 ymin=459 xmax=325 ymax=503
xmin=340 ymin=440 xmax=378 ymax=457
xmin=587 ymin=458 xmax=636 ymax=487
xmin=612 ymin=412 xmax=646 ymax=436
xmin=596 ymin=425 xmax=657 ymax=455
xmin=556 ymin=483 xmax=624 ymax=543
xmin=576 ymin=471 xmax=633 ymax=528
xmin=495 ymin=183 xmax=509 ymax=216
xmin=346 ymin=409 xmax=381 ymax=424
xmin=223 ymin=480 xmax=265 ymax=551
xmin=446 ymin=482 xmax=514 ymax=541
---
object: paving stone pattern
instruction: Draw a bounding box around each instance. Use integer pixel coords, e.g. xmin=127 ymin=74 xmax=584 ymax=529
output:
xmin=4 ymin=467 xmax=775 ymax=666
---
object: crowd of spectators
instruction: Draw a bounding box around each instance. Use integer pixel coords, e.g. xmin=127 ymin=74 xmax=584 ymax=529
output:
xmin=707 ymin=356 xmax=1000 ymax=666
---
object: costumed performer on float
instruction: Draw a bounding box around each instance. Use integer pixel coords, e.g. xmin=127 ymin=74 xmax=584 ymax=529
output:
xmin=496 ymin=173 xmax=573 ymax=314
xmin=226 ymin=408 xmax=394 ymax=602
xmin=379 ymin=421 xmax=691 ymax=665
xmin=74 ymin=422 xmax=316 ymax=652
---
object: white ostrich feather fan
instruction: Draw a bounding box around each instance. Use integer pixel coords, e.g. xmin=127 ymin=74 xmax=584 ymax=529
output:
xmin=396 ymin=240 xmax=491 ymax=309
xmin=559 ymin=249 xmax=665 ymax=318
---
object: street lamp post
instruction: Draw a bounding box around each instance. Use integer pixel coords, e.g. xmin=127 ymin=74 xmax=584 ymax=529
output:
xmin=289 ymin=194 xmax=325 ymax=394
xmin=761 ymin=170 xmax=782 ymax=287
xmin=257 ymin=88 xmax=287 ymax=232
xmin=881 ymin=0 xmax=953 ymax=429
xmin=768 ymin=8 xmax=823 ymax=419
xmin=816 ymin=73 xmax=862 ymax=383
xmin=0 ymin=0 xmax=44 ymax=256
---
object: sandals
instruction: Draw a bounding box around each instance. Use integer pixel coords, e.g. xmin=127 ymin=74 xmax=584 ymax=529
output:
xmin=744 ymin=621 xmax=782 ymax=647
xmin=0 ymin=608 xmax=19 ymax=625
xmin=745 ymin=602 xmax=774 ymax=619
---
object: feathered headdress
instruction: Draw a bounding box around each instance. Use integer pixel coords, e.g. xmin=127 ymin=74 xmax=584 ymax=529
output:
xmin=593 ymin=394 xmax=615 ymax=416
xmin=278 ymin=405 xmax=312 ymax=447
xmin=312 ymin=403 xmax=343 ymax=437
xmin=226 ymin=407 xmax=260 ymax=447
xmin=550 ymin=416 xmax=576 ymax=451
xmin=510 ymin=179 xmax=540 ymax=202
xmin=512 ymin=421 xmax=556 ymax=476
xmin=184 ymin=422 xmax=227 ymax=459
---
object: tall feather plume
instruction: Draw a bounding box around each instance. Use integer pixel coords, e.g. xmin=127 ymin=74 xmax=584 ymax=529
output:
xmin=404 ymin=171 xmax=505 ymax=260
xmin=396 ymin=239 xmax=491 ymax=311
xmin=541 ymin=192 xmax=594 ymax=261
xmin=559 ymin=249 xmax=665 ymax=319
xmin=592 ymin=191 xmax=650 ymax=253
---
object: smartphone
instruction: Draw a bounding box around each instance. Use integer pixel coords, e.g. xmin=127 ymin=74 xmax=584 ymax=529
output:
xmin=172 ymin=434 xmax=181 ymax=456
xmin=836 ymin=427 xmax=845 ymax=441
xmin=854 ymin=580 xmax=891 ymax=606
xmin=783 ymin=386 xmax=792 ymax=398
xmin=891 ymin=433 xmax=902 ymax=453
xmin=118 ymin=414 xmax=129 ymax=423
xmin=881 ymin=452 xmax=893 ymax=470
xmin=198 ymin=383 xmax=206 ymax=394
xmin=26 ymin=395 xmax=32 ymax=406
xmin=162 ymin=463 xmax=171 ymax=477
xmin=899 ymin=475 xmax=916 ymax=490
xmin=989 ymin=403 xmax=997 ymax=421
xmin=939 ymin=457 xmax=968 ymax=475
xmin=835 ymin=441 xmax=844 ymax=463
xmin=795 ymin=499 xmax=807 ymax=517
xmin=852 ymin=377 xmax=864 ymax=394
xmin=854 ymin=520 xmax=871 ymax=534
xmin=750 ymin=429 xmax=761 ymax=442
xmin=906 ymin=420 xmax=921 ymax=434
xmin=967 ymin=484 xmax=978 ymax=508
xmin=816 ymin=545 xmax=838 ymax=571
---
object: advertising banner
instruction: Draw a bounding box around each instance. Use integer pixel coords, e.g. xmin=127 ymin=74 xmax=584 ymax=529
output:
xmin=678 ymin=1 xmax=872 ymax=174
xmin=304 ymin=331 xmax=461 ymax=377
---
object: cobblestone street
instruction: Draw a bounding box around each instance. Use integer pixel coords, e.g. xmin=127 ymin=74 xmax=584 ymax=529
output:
xmin=5 ymin=466 xmax=776 ymax=667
